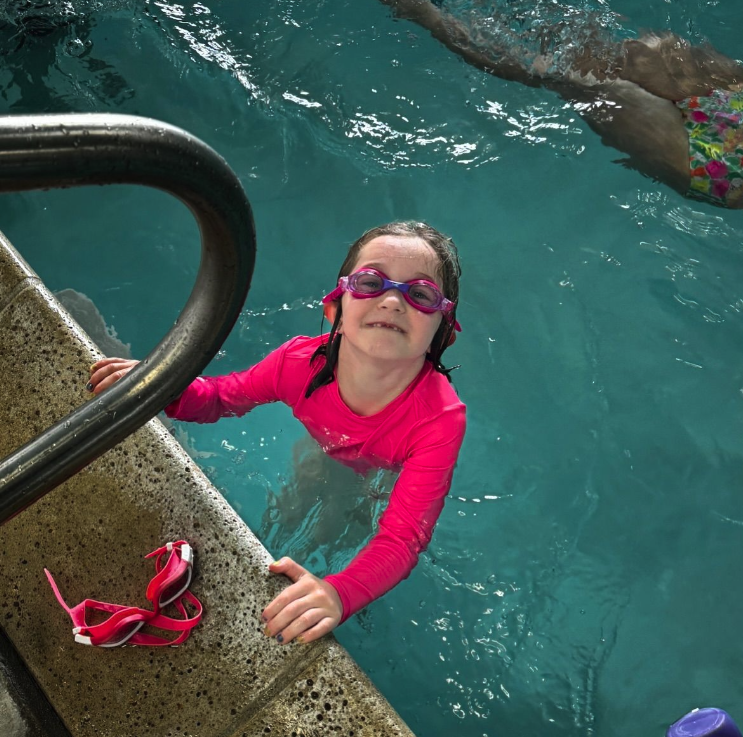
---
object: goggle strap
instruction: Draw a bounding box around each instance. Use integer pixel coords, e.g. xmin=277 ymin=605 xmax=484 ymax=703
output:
xmin=121 ymin=594 xmax=202 ymax=646
xmin=46 ymin=540 xmax=202 ymax=647
xmin=321 ymin=284 xmax=345 ymax=304
xmin=148 ymin=591 xmax=203 ymax=631
xmin=44 ymin=569 xmax=73 ymax=616
xmin=70 ymin=594 xmax=201 ymax=646
xmin=144 ymin=539 xmax=188 ymax=560
xmin=126 ymin=623 xmax=193 ymax=646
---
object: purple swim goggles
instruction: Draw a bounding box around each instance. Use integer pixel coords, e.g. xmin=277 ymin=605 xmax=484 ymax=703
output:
xmin=323 ymin=268 xmax=461 ymax=330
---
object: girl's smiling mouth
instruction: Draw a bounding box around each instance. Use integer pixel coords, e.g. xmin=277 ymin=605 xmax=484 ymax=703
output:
xmin=366 ymin=321 xmax=406 ymax=333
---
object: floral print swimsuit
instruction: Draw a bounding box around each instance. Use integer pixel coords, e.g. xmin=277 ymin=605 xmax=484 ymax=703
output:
xmin=676 ymin=89 xmax=743 ymax=208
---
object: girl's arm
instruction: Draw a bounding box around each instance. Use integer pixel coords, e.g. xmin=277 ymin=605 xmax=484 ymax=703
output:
xmin=333 ymin=407 xmax=465 ymax=617
xmin=89 ymin=358 xmax=277 ymax=421
xmin=163 ymin=369 xmax=272 ymax=423
xmin=324 ymin=418 xmax=464 ymax=621
xmin=261 ymin=406 xmax=467 ymax=644
xmin=88 ymin=338 xmax=302 ymax=421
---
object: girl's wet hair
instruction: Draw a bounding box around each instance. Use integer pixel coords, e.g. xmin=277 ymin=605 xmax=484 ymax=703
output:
xmin=306 ymin=221 xmax=462 ymax=398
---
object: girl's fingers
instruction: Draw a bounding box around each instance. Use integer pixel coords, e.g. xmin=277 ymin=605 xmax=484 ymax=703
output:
xmin=262 ymin=579 xmax=313 ymax=630
xmin=262 ymin=559 xmax=311 ymax=622
xmin=262 ymin=559 xmax=343 ymax=643
xmin=263 ymin=590 xmax=311 ymax=636
xmin=89 ymin=357 xmax=137 ymax=377
xmin=273 ymin=607 xmax=326 ymax=645
xmin=87 ymin=359 xmax=139 ymax=393
xmin=91 ymin=369 xmax=132 ymax=395
xmin=293 ymin=617 xmax=336 ymax=645
xmin=90 ymin=357 xmax=127 ymax=372
xmin=262 ymin=570 xmax=343 ymax=644
xmin=268 ymin=556 xmax=308 ymax=583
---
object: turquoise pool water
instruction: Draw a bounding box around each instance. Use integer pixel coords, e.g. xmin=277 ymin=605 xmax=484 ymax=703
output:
xmin=2 ymin=1 xmax=743 ymax=735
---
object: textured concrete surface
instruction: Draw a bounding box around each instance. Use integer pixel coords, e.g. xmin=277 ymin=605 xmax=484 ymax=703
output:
xmin=0 ymin=668 xmax=29 ymax=737
xmin=239 ymin=642 xmax=413 ymax=737
xmin=0 ymin=627 xmax=71 ymax=737
xmin=0 ymin=231 xmax=415 ymax=737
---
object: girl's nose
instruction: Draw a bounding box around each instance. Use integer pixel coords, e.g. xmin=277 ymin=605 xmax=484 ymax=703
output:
xmin=379 ymin=288 xmax=405 ymax=310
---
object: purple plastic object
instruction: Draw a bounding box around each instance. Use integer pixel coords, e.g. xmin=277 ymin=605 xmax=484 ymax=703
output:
xmin=667 ymin=709 xmax=743 ymax=737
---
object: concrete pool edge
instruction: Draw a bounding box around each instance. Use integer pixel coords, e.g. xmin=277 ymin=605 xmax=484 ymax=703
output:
xmin=0 ymin=230 xmax=415 ymax=737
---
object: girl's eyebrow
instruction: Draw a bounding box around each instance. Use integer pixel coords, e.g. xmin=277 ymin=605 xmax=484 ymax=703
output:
xmin=361 ymin=262 xmax=437 ymax=282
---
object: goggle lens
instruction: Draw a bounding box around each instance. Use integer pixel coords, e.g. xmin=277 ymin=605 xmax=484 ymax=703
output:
xmin=348 ymin=271 xmax=444 ymax=310
xmin=352 ymin=271 xmax=384 ymax=294
xmin=159 ymin=568 xmax=192 ymax=608
xmin=99 ymin=620 xmax=145 ymax=648
xmin=407 ymin=284 xmax=440 ymax=308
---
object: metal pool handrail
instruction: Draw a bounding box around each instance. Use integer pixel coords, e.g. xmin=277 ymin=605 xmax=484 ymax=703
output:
xmin=0 ymin=113 xmax=256 ymax=524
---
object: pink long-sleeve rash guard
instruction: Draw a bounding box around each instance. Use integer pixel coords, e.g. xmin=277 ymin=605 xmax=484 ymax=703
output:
xmin=165 ymin=334 xmax=466 ymax=622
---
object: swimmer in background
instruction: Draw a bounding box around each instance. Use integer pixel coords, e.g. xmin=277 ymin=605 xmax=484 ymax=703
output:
xmin=378 ymin=0 xmax=743 ymax=208
xmin=87 ymin=221 xmax=466 ymax=644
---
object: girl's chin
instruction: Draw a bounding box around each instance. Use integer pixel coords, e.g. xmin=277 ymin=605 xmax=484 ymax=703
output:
xmin=366 ymin=343 xmax=425 ymax=363
xmin=343 ymin=332 xmax=429 ymax=361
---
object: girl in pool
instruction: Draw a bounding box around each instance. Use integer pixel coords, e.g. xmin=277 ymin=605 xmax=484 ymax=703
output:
xmin=87 ymin=221 xmax=466 ymax=644
xmin=378 ymin=0 xmax=743 ymax=208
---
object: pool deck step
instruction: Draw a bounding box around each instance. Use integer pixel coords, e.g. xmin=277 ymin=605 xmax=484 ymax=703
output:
xmin=0 ymin=628 xmax=71 ymax=737
xmin=0 ymin=230 xmax=415 ymax=737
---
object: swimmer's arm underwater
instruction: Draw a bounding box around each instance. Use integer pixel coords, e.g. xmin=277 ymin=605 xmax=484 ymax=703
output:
xmin=374 ymin=0 xmax=694 ymax=198
xmin=378 ymin=0 xmax=540 ymax=86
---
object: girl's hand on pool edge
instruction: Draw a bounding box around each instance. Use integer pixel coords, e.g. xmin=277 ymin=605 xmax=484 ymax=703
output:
xmin=262 ymin=557 xmax=343 ymax=645
xmin=87 ymin=357 xmax=139 ymax=395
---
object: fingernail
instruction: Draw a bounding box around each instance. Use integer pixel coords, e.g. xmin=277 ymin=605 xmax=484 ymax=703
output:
xmin=296 ymin=635 xmax=305 ymax=644
xmin=261 ymin=614 xmax=267 ymax=623
xmin=276 ymin=634 xmax=283 ymax=644
xmin=85 ymin=382 xmax=93 ymax=392
xmin=263 ymin=626 xmax=271 ymax=637
xmin=89 ymin=364 xmax=97 ymax=373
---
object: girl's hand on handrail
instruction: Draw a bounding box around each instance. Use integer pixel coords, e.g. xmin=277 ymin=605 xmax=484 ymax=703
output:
xmin=262 ymin=557 xmax=343 ymax=645
xmin=87 ymin=357 xmax=139 ymax=395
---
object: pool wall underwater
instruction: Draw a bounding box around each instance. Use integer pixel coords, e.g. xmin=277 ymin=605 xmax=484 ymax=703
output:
xmin=0 ymin=230 xmax=413 ymax=736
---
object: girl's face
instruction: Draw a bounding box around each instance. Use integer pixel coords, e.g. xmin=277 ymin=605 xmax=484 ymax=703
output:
xmin=335 ymin=235 xmax=444 ymax=366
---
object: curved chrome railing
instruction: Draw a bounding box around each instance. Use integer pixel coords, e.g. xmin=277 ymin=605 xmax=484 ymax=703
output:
xmin=0 ymin=113 xmax=256 ymax=524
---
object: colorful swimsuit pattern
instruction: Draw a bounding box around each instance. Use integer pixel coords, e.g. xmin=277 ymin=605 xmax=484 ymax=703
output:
xmin=676 ymin=89 xmax=743 ymax=208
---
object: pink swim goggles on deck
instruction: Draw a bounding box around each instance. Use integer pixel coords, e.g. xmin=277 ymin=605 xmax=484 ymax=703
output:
xmin=45 ymin=541 xmax=202 ymax=647
xmin=323 ymin=268 xmax=462 ymax=331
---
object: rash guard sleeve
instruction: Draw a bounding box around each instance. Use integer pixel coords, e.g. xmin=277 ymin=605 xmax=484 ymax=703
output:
xmin=164 ymin=337 xmax=306 ymax=423
xmin=324 ymin=404 xmax=466 ymax=622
